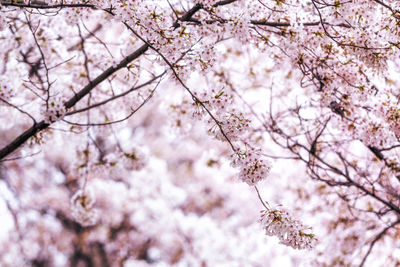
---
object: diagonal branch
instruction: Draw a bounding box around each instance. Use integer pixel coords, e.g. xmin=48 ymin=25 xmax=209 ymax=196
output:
xmin=358 ymin=219 xmax=400 ymax=267
xmin=0 ymin=44 xmax=149 ymax=161
xmin=0 ymin=0 xmax=239 ymax=161
xmin=0 ymin=1 xmax=96 ymax=9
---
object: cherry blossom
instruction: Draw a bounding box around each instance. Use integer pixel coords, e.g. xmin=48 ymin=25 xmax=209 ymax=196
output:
xmin=41 ymin=96 xmax=67 ymax=124
xmin=0 ymin=0 xmax=399 ymax=266
xmin=260 ymin=207 xmax=317 ymax=250
xmin=230 ymin=147 xmax=271 ymax=185
xmin=0 ymin=79 xmax=12 ymax=101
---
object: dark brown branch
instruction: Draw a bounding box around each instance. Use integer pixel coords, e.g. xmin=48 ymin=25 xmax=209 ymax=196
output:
xmin=372 ymin=0 xmax=394 ymax=12
xmin=0 ymin=44 xmax=149 ymax=161
xmin=64 ymin=76 xmax=160 ymax=126
xmin=251 ymin=20 xmax=319 ymax=27
xmin=172 ymin=0 xmax=237 ymax=28
xmin=64 ymin=44 xmax=148 ymax=109
xmin=251 ymin=20 xmax=351 ymax=28
xmin=65 ymin=71 xmax=165 ymax=116
xmin=1 ymin=1 xmax=96 ymax=9
xmin=368 ymin=146 xmax=385 ymax=161
xmin=0 ymin=121 xmax=48 ymax=161
xmin=0 ymin=0 xmax=237 ymax=160
xmin=173 ymin=3 xmax=203 ymax=28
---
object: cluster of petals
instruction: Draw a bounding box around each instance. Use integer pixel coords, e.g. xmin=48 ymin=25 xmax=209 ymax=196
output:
xmin=70 ymin=188 xmax=98 ymax=227
xmin=225 ymin=16 xmax=251 ymax=43
xmin=0 ymin=79 xmax=12 ymax=100
xmin=230 ymin=147 xmax=271 ymax=185
xmin=193 ymin=89 xmax=232 ymax=115
xmin=193 ymin=89 xmax=251 ymax=141
xmin=207 ymin=111 xmax=250 ymax=141
xmin=260 ymin=208 xmax=317 ymax=250
xmin=190 ymin=90 xmax=270 ymax=184
xmin=41 ymin=96 xmax=67 ymax=124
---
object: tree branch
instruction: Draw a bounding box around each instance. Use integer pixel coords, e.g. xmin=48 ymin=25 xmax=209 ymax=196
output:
xmin=358 ymin=219 xmax=400 ymax=267
xmin=1 ymin=1 xmax=96 ymax=9
xmin=0 ymin=0 xmax=238 ymax=160
xmin=0 ymin=44 xmax=149 ymax=161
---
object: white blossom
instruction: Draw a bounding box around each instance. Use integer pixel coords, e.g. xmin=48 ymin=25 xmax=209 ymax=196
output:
xmin=260 ymin=208 xmax=317 ymax=250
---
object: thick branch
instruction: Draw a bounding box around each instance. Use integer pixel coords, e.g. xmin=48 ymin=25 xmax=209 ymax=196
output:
xmin=65 ymin=44 xmax=148 ymax=109
xmin=0 ymin=1 xmax=96 ymax=9
xmin=0 ymin=0 xmax=237 ymax=160
xmin=173 ymin=3 xmax=203 ymax=28
xmin=0 ymin=44 xmax=148 ymax=160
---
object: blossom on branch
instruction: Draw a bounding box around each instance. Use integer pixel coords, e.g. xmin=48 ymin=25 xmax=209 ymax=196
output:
xmin=41 ymin=96 xmax=67 ymax=124
xmin=260 ymin=207 xmax=317 ymax=250
xmin=230 ymin=147 xmax=271 ymax=185
xmin=0 ymin=79 xmax=12 ymax=100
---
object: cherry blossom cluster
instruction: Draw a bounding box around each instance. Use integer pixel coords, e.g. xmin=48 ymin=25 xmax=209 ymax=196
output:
xmin=193 ymin=89 xmax=250 ymax=141
xmin=230 ymin=147 xmax=271 ymax=185
xmin=41 ymin=96 xmax=67 ymax=124
xmin=206 ymin=111 xmax=250 ymax=141
xmin=70 ymin=188 xmax=98 ymax=227
xmin=364 ymin=89 xmax=400 ymax=142
xmin=224 ymin=15 xmax=251 ymax=43
xmin=0 ymin=79 xmax=12 ymax=100
xmin=63 ymin=7 xmax=92 ymax=25
xmin=113 ymin=1 xmax=183 ymax=58
xmin=184 ymin=44 xmax=217 ymax=74
xmin=260 ymin=207 xmax=317 ymax=250
xmin=107 ymin=1 xmax=220 ymax=81
xmin=170 ymin=89 xmax=270 ymax=185
xmin=169 ymin=87 xmax=271 ymax=185
xmin=194 ymin=89 xmax=233 ymax=116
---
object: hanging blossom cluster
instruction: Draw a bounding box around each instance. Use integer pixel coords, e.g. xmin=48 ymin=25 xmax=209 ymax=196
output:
xmin=190 ymin=90 xmax=271 ymax=184
xmin=230 ymin=147 xmax=271 ymax=186
xmin=172 ymin=89 xmax=270 ymax=186
xmin=260 ymin=207 xmax=317 ymax=250
xmin=193 ymin=89 xmax=250 ymax=141
xmin=41 ymin=96 xmax=67 ymax=124
xmin=208 ymin=111 xmax=250 ymax=141
xmin=70 ymin=188 xmax=98 ymax=227
xmin=177 ymin=43 xmax=217 ymax=81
